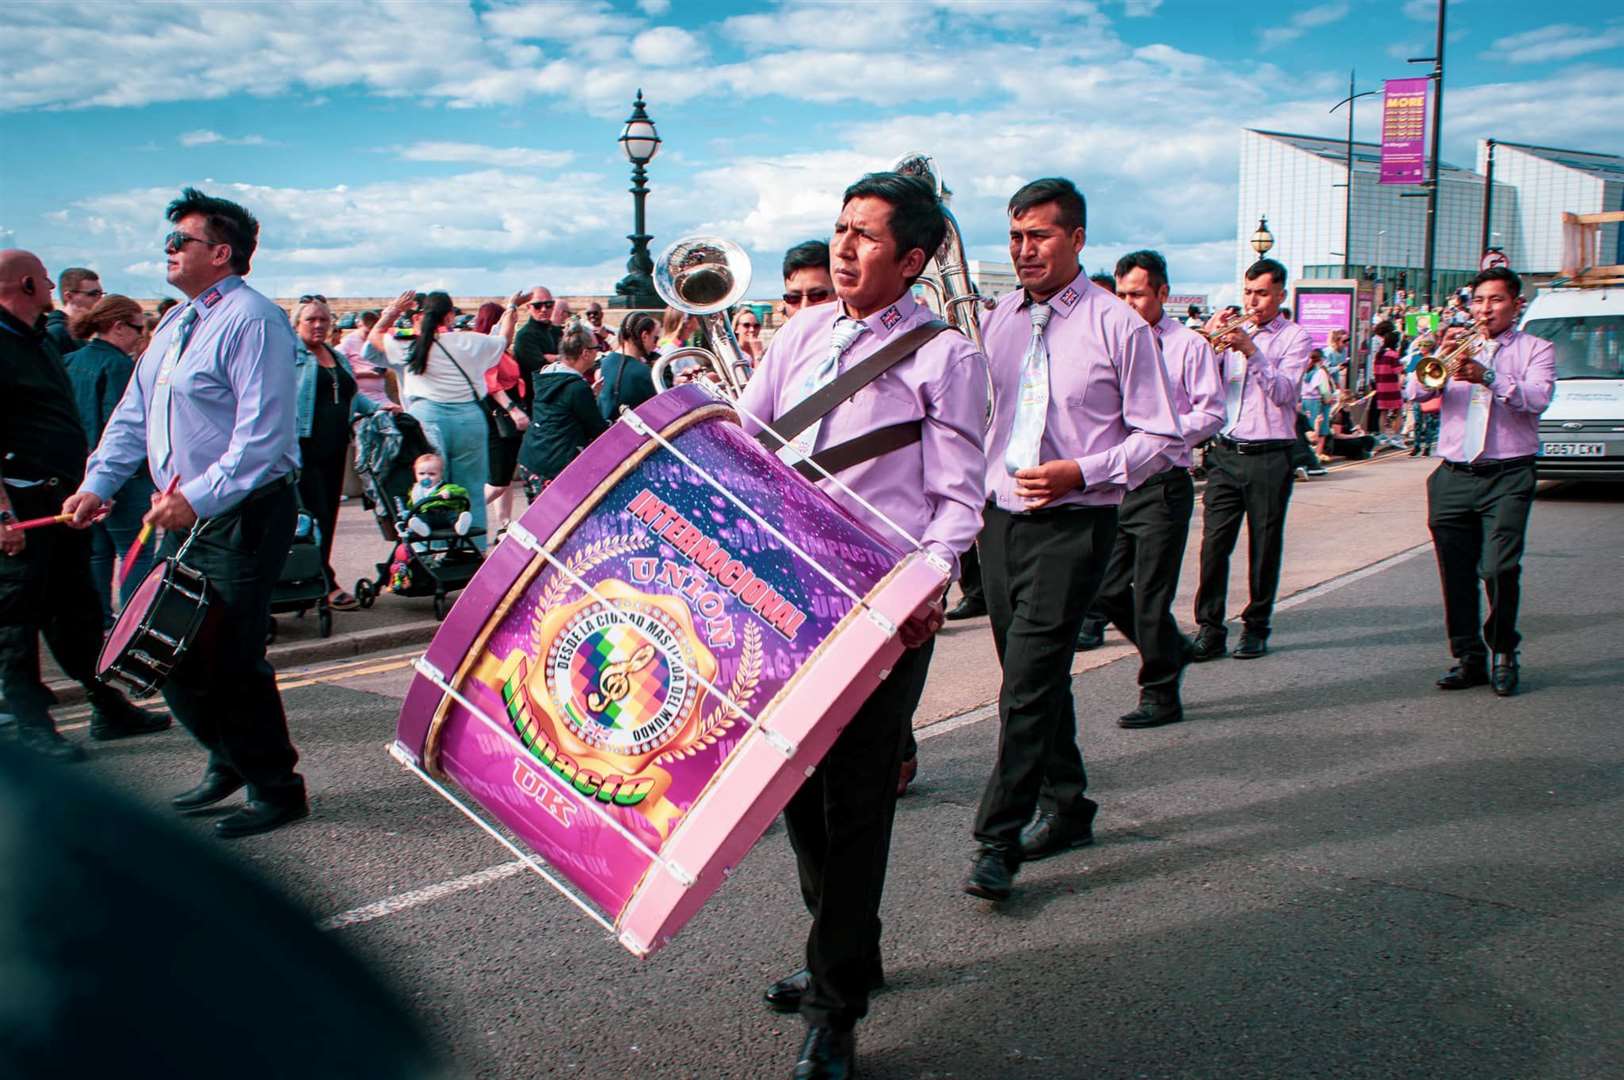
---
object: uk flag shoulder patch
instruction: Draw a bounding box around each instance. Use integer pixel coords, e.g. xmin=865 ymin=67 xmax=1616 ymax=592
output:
xmin=879 ymin=305 xmax=902 ymax=330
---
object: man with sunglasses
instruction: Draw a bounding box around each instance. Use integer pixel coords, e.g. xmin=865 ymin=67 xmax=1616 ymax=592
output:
xmin=0 ymin=249 xmax=165 ymax=761
xmin=64 ymin=188 xmax=308 ymax=839
xmin=583 ymin=301 xmax=613 ymax=354
xmin=45 ymin=267 xmax=101 ymax=356
xmin=780 ymin=239 xmax=835 ymax=319
xmin=513 ymin=286 xmax=561 ymax=381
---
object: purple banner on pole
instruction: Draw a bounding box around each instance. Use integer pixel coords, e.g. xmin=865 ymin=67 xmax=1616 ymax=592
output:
xmin=1379 ymin=77 xmax=1429 ymax=185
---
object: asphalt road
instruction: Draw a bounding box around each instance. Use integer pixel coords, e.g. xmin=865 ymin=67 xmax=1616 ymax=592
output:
xmin=59 ymin=477 xmax=1623 ymax=1079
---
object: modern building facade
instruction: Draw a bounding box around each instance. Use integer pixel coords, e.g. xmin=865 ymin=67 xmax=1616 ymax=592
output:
xmin=1480 ymin=141 xmax=1624 ymax=275
xmin=1236 ymin=129 xmax=1516 ymax=302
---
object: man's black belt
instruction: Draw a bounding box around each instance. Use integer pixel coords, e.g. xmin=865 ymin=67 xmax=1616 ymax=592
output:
xmin=1214 ymin=436 xmax=1293 ymax=454
xmin=1441 ymin=455 xmax=1535 ymax=477
xmin=1137 ymin=466 xmax=1189 ymax=489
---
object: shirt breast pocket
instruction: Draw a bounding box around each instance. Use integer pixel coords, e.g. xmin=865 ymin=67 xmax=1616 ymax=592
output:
xmin=845 ymin=375 xmax=922 ymax=430
xmin=172 ymin=357 xmax=232 ymax=409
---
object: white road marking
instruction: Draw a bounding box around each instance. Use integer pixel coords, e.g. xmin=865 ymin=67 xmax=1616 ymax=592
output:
xmin=320 ymin=861 xmax=527 ymax=931
xmin=320 ymin=534 xmax=1436 ymax=932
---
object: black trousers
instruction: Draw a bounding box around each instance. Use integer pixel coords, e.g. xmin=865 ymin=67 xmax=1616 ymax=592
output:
xmin=1091 ymin=469 xmax=1195 ymax=704
xmin=297 ymin=437 xmax=345 ymax=592
xmin=158 ymin=481 xmax=303 ymax=804
xmin=956 ymin=539 xmax=984 ymax=606
xmin=974 ymin=503 xmax=1116 ymax=848
xmin=1426 ymin=460 xmax=1536 ymax=662
xmin=1195 ymin=442 xmax=1295 ymax=636
xmin=0 ymin=485 xmax=118 ymax=729
xmin=785 ymin=639 xmax=933 ymax=1031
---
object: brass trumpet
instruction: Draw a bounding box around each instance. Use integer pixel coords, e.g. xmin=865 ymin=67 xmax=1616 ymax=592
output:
xmin=1203 ymin=311 xmax=1257 ymax=348
xmin=650 ymin=235 xmax=756 ymax=396
xmin=1415 ymin=329 xmax=1486 ymax=390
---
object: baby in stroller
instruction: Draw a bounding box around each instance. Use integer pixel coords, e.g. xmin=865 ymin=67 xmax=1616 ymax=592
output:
xmin=404 ymin=454 xmax=474 ymax=539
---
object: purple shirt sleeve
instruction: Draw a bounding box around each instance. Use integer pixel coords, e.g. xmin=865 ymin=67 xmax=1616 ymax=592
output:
xmin=1075 ymin=321 xmax=1183 ymax=491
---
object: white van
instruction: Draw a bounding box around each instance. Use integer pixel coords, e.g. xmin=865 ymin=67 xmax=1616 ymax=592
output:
xmin=1521 ymin=285 xmax=1624 ymax=481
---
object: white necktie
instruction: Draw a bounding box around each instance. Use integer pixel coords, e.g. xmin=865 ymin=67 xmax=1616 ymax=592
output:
xmin=149 ymin=303 xmax=199 ymax=470
xmin=782 ymin=317 xmax=868 ymax=462
xmin=1222 ymin=348 xmax=1249 ymax=433
xmin=1462 ymin=338 xmax=1500 ymax=462
xmin=1003 ymin=303 xmax=1052 ymax=475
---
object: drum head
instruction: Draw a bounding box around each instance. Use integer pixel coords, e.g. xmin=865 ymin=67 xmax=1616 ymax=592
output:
xmin=98 ymin=561 xmax=169 ymax=675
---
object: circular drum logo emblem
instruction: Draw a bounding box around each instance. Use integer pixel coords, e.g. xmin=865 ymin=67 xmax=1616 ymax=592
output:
xmin=546 ymin=600 xmax=698 ymax=756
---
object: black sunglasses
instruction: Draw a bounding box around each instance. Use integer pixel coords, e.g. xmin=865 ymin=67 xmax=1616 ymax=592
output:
xmin=530 ymin=300 xmax=555 ymax=309
xmin=164 ymin=231 xmax=218 ymax=255
xmin=300 ymin=293 xmax=327 ymax=304
xmin=783 ymin=288 xmax=832 ymax=305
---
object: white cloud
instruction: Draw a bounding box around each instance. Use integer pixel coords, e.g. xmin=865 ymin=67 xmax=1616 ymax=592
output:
xmin=1486 ymin=22 xmax=1624 ymax=64
xmin=1123 ymin=0 xmax=1163 ymax=14
xmin=1259 ymin=2 xmax=1350 ymax=49
xmin=637 ymin=0 xmax=672 ymax=15
xmin=631 ymin=26 xmax=705 ymax=67
xmin=179 ymin=130 xmax=269 ymax=148
xmin=396 ymin=141 xmax=575 ymax=169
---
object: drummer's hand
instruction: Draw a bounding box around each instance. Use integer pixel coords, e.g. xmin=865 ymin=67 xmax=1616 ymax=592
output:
xmin=62 ymin=491 xmax=105 ymax=528
xmin=145 ymin=489 xmax=198 ymax=531
xmin=899 ymin=597 xmax=945 ymax=650
xmin=1014 ymin=459 xmax=1083 ymax=509
xmin=0 ymin=508 xmax=22 ymax=557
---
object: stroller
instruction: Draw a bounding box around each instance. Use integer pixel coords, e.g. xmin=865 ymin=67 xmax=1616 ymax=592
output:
xmin=350 ymin=410 xmax=484 ymax=620
xmin=267 ymin=503 xmax=332 ymax=640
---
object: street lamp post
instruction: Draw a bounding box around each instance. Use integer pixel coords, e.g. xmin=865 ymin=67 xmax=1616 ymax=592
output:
xmin=1330 ymin=71 xmax=1378 ymax=279
xmin=1250 ymin=215 xmax=1275 ymax=260
xmin=611 ymin=90 xmax=662 ymax=310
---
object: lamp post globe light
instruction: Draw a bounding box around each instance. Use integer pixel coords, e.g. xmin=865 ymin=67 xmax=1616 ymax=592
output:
xmin=1250 ymin=215 xmax=1275 ymax=259
xmin=611 ymin=90 xmax=663 ymax=310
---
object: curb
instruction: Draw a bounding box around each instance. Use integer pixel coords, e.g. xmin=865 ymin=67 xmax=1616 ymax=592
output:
xmin=47 ymin=618 xmax=443 ymax=708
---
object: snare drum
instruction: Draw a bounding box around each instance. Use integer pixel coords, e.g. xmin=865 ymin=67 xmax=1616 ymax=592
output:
xmin=97 ymin=558 xmax=217 ymax=698
xmin=393 ymin=384 xmax=946 ymax=956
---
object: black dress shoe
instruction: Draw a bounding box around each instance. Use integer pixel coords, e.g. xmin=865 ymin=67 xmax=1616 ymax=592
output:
xmin=1435 ymin=663 xmax=1490 ymax=690
xmin=89 ymin=698 xmax=171 ymax=741
xmin=1118 ymin=701 xmax=1184 ymax=728
xmin=765 ymin=967 xmax=885 ymax=1013
xmin=793 ymin=1025 xmax=856 ymax=1080
xmin=963 ymin=846 xmax=1019 ymax=900
xmin=1074 ymin=618 xmax=1106 ymax=651
xmin=1019 ymin=810 xmax=1096 ymax=860
xmin=16 ymin=725 xmax=86 ymax=763
xmin=214 ymin=798 xmax=309 ymax=838
xmin=945 ymin=596 xmax=986 ymax=620
xmin=1491 ymin=652 xmax=1519 ymax=697
xmin=171 ymin=771 xmax=246 ymax=812
xmin=1232 ymin=631 xmax=1268 ymax=659
xmin=1190 ymin=629 xmax=1227 ymax=662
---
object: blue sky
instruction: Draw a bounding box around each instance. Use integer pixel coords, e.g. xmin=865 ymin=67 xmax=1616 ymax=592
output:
xmin=2 ymin=0 xmax=1620 ymax=306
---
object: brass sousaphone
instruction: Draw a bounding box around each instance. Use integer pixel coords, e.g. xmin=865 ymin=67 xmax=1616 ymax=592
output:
xmin=650 ymin=235 xmax=756 ymax=396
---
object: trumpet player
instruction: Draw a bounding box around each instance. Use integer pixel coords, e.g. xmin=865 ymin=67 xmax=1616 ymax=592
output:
xmin=1190 ymin=259 xmax=1313 ymax=662
xmin=1405 ymin=266 xmax=1555 ymax=697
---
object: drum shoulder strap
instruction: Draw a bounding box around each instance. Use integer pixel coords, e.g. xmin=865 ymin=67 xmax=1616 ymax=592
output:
xmin=757 ymin=319 xmax=950 ymax=453
xmin=792 ymin=420 xmax=921 ymax=481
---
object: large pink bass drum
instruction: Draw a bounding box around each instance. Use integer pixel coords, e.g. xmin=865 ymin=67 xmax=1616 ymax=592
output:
xmin=392 ymin=384 xmax=947 ymax=956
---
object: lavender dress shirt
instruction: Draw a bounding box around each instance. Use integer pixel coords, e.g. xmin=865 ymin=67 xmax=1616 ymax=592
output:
xmin=1402 ymin=328 xmax=1555 ymax=462
xmin=981 ymin=270 xmax=1182 ymax=511
xmin=80 ymin=275 xmax=299 ymax=519
xmin=734 ymin=291 xmax=988 ymax=579
xmin=1220 ymin=313 xmax=1313 ymax=442
xmin=1153 ymin=313 xmax=1226 ymax=472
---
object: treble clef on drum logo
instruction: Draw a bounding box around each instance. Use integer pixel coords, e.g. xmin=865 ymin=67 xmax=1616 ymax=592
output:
xmin=588 ymin=643 xmax=658 ymax=714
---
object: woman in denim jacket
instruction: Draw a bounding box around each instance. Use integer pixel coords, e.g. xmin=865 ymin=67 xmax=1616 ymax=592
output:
xmin=292 ymin=298 xmax=387 ymax=610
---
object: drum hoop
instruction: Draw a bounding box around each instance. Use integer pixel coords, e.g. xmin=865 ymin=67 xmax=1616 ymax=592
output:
xmin=99 ymin=556 xmax=210 ymax=689
xmin=422 ymin=400 xmax=736 ymax=776
xmin=618 ymin=551 xmax=920 ymax=905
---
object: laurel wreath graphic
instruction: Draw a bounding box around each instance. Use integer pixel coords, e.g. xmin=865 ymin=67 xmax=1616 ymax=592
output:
xmin=530 ymin=530 xmax=653 ymax=645
xmin=657 ymin=620 xmax=762 ymax=763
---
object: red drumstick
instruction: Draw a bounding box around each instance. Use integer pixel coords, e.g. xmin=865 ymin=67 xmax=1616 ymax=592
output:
xmin=11 ymin=509 xmax=109 ymax=531
xmin=120 ymin=475 xmax=181 ymax=587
